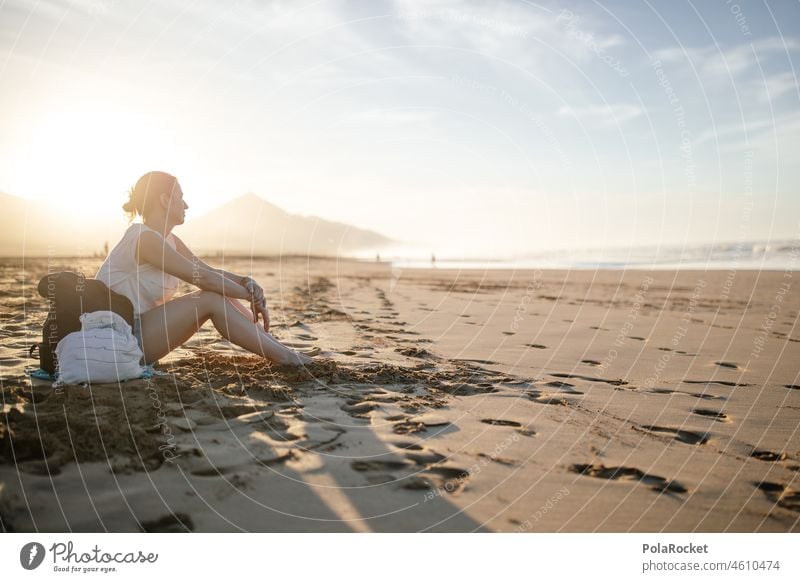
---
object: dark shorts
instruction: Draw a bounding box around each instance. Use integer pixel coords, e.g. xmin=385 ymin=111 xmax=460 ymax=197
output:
xmin=132 ymin=313 xmax=145 ymax=364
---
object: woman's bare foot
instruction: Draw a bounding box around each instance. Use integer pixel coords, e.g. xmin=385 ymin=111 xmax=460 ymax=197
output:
xmin=277 ymin=350 xmax=314 ymax=366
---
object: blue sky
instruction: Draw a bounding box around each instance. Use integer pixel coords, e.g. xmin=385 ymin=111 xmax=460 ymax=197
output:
xmin=1 ymin=0 xmax=798 ymax=257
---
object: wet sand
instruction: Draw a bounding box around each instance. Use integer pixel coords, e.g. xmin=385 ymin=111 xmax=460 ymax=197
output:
xmin=1 ymin=257 xmax=798 ymax=532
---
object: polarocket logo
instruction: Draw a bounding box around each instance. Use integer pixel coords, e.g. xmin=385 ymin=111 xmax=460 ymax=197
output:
xmin=20 ymin=542 xmax=46 ymax=570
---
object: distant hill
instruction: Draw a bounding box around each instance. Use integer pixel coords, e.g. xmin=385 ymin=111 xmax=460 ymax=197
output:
xmin=178 ymin=193 xmax=393 ymax=256
xmin=0 ymin=191 xmax=122 ymax=257
xmin=0 ymin=191 xmax=394 ymax=257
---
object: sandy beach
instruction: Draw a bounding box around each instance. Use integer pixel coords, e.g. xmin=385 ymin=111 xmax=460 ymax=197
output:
xmin=1 ymin=257 xmax=798 ymax=532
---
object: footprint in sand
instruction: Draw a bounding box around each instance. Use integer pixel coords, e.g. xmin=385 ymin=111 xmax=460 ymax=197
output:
xmin=341 ymin=400 xmax=380 ymax=419
xmin=754 ymin=481 xmax=800 ymax=512
xmin=750 ymin=450 xmax=788 ymax=462
xmin=454 ymin=358 xmax=498 ymax=365
xmin=223 ymin=402 xmax=290 ymax=423
xmin=580 ymin=359 xmax=602 ymax=367
xmin=684 ymin=380 xmax=750 ymax=387
xmin=637 ymin=424 xmax=709 ymax=445
xmin=341 ymin=390 xmax=408 ymax=420
xmin=569 ymin=463 xmax=687 ymax=494
xmin=404 ymin=466 xmax=470 ymax=494
xmin=541 ymin=381 xmax=583 ymax=395
xmin=525 ymin=343 xmax=547 ymax=349
xmin=551 ymin=372 xmax=628 ymax=386
xmin=390 ymin=440 xmax=424 ymax=451
xmin=436 ymin=381 xmax=499 ymax=396
xmin=714 ymin=361 xmax=740 ymax=370
xmin=423 ymin=466 xmax=470 ymax=481
xmin=528 ymin=391 xmax=574 ymax=405
xmin=405 ymin=449 xmax=449 ymax=465
xmin=688 ymin=392 xmax=726 ymax=401
xmin=648 ymin=388 xmax=675 ymax=395
xmin=480 ymin=417 xmax=536 ymax=436
xmin=784 ymin=384 xmax=800 ymax=391
xmin=481 ymin=419 xmax=522 ymax=427
xmin=352 ymin=442 xmax=470 ymax=494
xmin=392 ymin=419 xmax=428 ymax=435
xmin=252 ymin=415 xmax=303 ymax=442
xmin=692 ymin=408 xmax=730 ymax=422
xmin=394 ymin=346 xmax=435 ymax=359
xmin=648 ymin=388 xmax=725 ymax=401
xmin=183 ymin=441 xmax=294 ymax=476
xmin=275 ymin=404 xmax=304 ymax=417
xmin=389 ymin=441 xmax=449 ymax=466
xmin=140 ymin=513 xmax=195 ymax=532
xmin=545 ymin=380 xmax=574 ymax=388
xmin=351 ymin=460 xmax=412 ymax=472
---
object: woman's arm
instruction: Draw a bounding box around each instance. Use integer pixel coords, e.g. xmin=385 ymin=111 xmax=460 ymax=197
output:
xmin=172 ymin=235 xmax=250 ymax=287
xmin=137 ymin=231 xmax=251 ymax=300
xmin=171 ymin=236 xmax=238 ymax=281
xmin=171 ymin=234 xmax=270 ymax=330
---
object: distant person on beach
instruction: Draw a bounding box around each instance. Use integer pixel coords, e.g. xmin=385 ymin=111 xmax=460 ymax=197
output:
xmin=95 ymin=171 xmax=313 ymax=367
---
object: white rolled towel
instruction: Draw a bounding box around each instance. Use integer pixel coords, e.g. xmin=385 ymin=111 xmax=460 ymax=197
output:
xmin=55 ymin=311 xmax=144 ymax=385
xmin=79 ymin=310 xmax=134 ymax=336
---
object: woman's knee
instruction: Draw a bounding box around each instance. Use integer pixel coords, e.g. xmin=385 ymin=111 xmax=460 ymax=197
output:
xmin=197 ymin=289 xmax=226 ymax=314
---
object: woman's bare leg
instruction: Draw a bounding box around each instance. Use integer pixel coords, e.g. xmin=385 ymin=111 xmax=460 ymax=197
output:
xmin=226 ymin=297 xmax=323 ymax=357
xmin=139 ymin=290 xmax=311 ymax=365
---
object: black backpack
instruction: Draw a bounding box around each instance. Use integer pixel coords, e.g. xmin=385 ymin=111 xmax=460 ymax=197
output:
xmin=29 ymin=271 xmax=135 ymax=375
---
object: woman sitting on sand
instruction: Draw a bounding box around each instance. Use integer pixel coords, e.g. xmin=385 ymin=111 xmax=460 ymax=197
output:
xmin=95 ymin=170 xmax=313 ymax=367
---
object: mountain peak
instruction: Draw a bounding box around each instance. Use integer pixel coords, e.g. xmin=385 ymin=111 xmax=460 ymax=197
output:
xmin=177 ymin=192 xmax=393 ymax=256
xmin=240 ymin=192 xmax=265 ymax=203
xmin=236 ymin=191 xmax=285 ymax=207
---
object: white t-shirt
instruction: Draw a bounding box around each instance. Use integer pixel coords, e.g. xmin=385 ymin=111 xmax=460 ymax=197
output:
xmin=95 ymin=223 xmax=181 ymax=316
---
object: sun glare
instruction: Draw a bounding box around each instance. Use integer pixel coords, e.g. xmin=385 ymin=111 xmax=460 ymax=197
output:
xmin=15 ymin=103 xmax=174 ymax=216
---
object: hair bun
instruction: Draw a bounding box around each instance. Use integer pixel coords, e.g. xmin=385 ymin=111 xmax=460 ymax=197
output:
xmin=122 ymin=190 xmax=138 ymax=221
xmin=122 ymin=171 xmax=177 ymax=222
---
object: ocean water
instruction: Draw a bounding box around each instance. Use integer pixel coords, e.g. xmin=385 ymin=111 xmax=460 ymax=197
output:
xmin=375 ymin=240 xmax=800 ymax=271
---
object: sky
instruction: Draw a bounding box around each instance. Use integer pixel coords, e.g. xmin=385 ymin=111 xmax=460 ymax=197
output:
xmin=1 ymin=0 xmax=798 ymax=258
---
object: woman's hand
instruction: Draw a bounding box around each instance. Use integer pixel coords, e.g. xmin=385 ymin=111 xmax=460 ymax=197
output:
xmin=243 ymin=277 xmax=269 ymax=332
xmin=254 ymin=297 xmax=270 ymax=332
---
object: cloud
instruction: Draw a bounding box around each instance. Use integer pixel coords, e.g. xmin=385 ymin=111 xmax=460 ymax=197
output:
xmin=557 ymin=104 xmax=642 ymax=128
xmin=391 ymin=0 xmax=626 ymax=69
xmin=653 ymin=36 xmax=800 ymax=79
xmin=758 ymin=72 xmax=799 ymax=103
xmin=716 ymin=111 xmax=800 ymax=153
xmin=692 ymin=116 xmax=782 ymax=147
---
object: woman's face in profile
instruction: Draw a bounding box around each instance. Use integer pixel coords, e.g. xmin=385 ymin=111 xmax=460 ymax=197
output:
xmin=168 ymin=183 xmax=189 ymax=225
